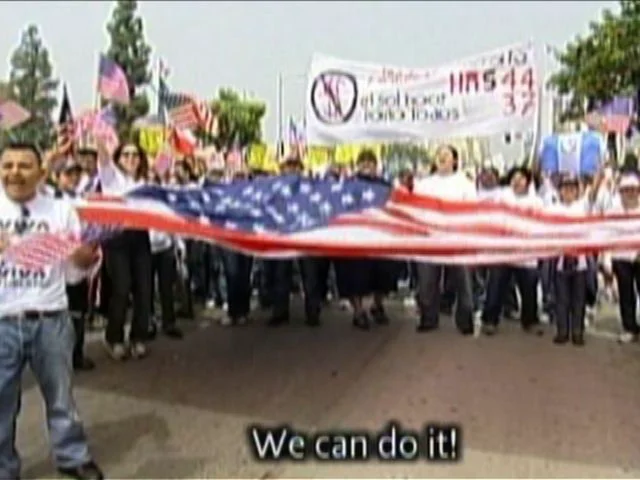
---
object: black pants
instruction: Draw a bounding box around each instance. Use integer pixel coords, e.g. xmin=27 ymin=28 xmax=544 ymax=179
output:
xmin=151 ymin=248 xmax=177 ymax=329
xmin=88 ymin=263 xmax=110 ymax=318
xmin=555 ymin=270 xmax=587 ymax=339
xmin=206 ymin=245 xmax=225 ymax=306
xmin=482 ymin=265 xmax=538 ymax=328
xmin=415 ymin=264 xmax=473 ymax=333
xmin=220 ymin=249 xmax=254 ymax=320
xmin=104 ymin=234 xmax=153 ymax=344
xmin=67 ymin=280 xmax=89 ymax=363
xmin=333 ymin=258 xmax=397 ymax=299
xmin=539 ymin=259 xmax=556 ymax=317
xmin=441 ymin=268 xmax=456 ymax=312
xmin=612 ymin=260 xmax=640 ymax=335
xmin=253 ymin=259 xmax=273 ymax=309
xmin=186 ymin=240 xmax=208 ymax=303
xmin=266 ymin=257 xmax=327 ymax=321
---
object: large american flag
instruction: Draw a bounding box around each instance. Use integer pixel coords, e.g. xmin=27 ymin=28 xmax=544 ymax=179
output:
xmin=7 ymin=176 xmax=640 ymax=269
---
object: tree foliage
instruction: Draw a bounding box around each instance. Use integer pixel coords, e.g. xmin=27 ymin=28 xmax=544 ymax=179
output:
xmin=382 ymin=143 xmax=431 ymax=173
xmin=105 ymin=0 xmax=152 ymax=140
xmin=7 ymin=24 xmax=58 ymax=149
xmin=211 ymin=88 xmax=266 ymax=149
xmin=0 ymin=82 xmax=11 ymax=101
xmin=550 ymin=1 xmax=640 ymax=120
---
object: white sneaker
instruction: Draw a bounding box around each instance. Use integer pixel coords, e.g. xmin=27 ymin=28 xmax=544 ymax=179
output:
xmin=130 ymin=342 xmax=148 ymax=359
xmin=205 ymin=299 xmax=216 ymax=309
xmin=540 ymin=312 xmax=550 ymax=325
xmin=403 ymin=297 xmax=416 ymax=308
xmin=220 ymin=316 xmax=233 ymax=327
xmin=105 ymin=342 xmax=127 ymax=361
xmin=585 ymin=306 xmax=596 ymax=328
xmin=618 ymin=332 xmax=638 ymax=344
xmin=222 ymin=302 xmax=229 ymax=312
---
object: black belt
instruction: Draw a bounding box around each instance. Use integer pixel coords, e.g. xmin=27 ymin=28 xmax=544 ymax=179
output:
xmin=1 ymin=310 xmax=66 ymax=321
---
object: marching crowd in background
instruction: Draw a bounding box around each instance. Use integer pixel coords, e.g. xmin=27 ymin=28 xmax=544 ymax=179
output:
xmin=39 ymin=136 xmax=640 ymax=377
xmin=2 ymin=133 xmax=640 ymax=480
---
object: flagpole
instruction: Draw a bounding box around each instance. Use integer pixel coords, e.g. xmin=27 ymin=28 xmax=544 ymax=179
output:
xmin=527 ymin=39 xmax=542 ymax=166
xmin=276 ymin=73 xmax=284 ymax=160
xmin=92 ymin=53 xmax=101 ymax=111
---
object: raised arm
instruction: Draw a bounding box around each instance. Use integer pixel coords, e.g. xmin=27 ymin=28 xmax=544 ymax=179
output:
xmin=95 ymin=140 xmax=134 ymax=194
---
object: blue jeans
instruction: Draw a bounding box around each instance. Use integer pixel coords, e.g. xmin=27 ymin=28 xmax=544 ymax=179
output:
xmin=0 ymin=312 xmax=91 ymax=478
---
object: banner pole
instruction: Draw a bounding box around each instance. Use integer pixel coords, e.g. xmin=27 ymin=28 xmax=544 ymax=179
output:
xmin=92 ymin=53 xmax=101 ymax=111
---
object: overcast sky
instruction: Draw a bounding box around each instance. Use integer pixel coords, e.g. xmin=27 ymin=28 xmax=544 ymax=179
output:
xmin=0 ymin=1 xmax=616 ymax=141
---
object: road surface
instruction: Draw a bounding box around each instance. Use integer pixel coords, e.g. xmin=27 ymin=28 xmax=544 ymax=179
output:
xmin=16 ymin=298 xmax=640 ymax=479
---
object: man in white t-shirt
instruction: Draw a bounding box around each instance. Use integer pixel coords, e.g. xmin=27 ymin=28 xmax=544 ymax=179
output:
xmin=0 ymin=143 xmax=104 ymax=480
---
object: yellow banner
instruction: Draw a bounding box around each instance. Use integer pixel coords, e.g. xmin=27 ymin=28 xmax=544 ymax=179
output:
xmin=247 ymin=143 xmax=267 ymax=170
xmin=263 ymin=147 xmax=279 ymax=173
xmin=334 ymin=144 xmax=382 ymax=166
xmin=304 ymin=146 xmax=330 ymax=170
xmin=138 ymin=127 xmax=166 ymax=157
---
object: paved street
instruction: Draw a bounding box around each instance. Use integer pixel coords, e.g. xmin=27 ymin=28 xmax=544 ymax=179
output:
xmin=16 ymin=298 xmax=640 ymax=479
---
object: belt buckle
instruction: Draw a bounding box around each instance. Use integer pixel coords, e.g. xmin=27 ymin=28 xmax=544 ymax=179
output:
xmin=21 ymin=311 xmax=42 ymax=321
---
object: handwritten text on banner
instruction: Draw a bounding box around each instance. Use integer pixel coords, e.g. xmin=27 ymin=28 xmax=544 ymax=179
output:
xmin=304 ymin=43 xmax=538 ymax=145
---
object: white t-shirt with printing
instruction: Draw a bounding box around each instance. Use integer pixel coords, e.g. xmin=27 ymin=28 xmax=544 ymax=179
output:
xmin=0 ymin=192 xmax=82 ymax=316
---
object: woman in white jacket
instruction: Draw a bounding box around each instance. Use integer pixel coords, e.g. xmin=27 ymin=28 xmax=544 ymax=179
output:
xmin=97 ymin=141 xmax=153 ymax=361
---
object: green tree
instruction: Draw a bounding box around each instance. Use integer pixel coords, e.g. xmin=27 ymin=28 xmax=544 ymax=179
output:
xmin=382 ymin=143 xmax=431 ymax=174
xmin=211 ymin=88 xmax=266 ymax=148
xmin=105 ymin=0 xmax=152 ymax=140
xmin=7 ymin=24 xmax=58 ymax=149
xmin=550 ymin=2 xmax=640 ymax=120
xmin=0 ymin=81 xmax=11 ymax=101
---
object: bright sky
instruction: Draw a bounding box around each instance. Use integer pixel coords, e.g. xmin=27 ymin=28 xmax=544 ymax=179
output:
xmin=0 ymin=1 xmax=616 ymax=142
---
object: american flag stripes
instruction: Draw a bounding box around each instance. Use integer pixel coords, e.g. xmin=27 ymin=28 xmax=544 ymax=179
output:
xmin=8 ymin=176 xmax=640 ymax=270
xmin=2 ymin=221 xmax=122 ymax=270
xmin=169 ymin=127 xmax=197 ymax=156
xmin=158 ymin=79 xmax=199 ymax=130
xmin=288 ymin=117 xmax=307 ymax=158
xmin=159 ymin=78 xmax=217 ymax=133
xmin=75 ymin=106 xmax=119 ymax=152
xmin=0 ymin=100 xmax=30 ymax=131
xmin=98 ymin=54 xmax=130 ymax=105
xmin=2 ymin=232 xmax=81 ymax=270
xmin=197 ymin=100 xmax=217 ymax=135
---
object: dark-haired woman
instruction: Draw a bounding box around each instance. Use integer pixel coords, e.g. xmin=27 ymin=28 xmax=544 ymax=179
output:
xmin=333 ymin=149 xmax=397 ymax=330
xmin=97 ymin=141 xmax=153 ymax=361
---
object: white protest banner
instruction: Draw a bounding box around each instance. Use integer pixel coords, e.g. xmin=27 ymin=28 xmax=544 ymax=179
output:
xmin=305 ymin=43 xmax=538 ymax=145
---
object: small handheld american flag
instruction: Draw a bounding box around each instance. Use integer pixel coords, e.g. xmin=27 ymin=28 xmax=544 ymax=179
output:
xmin=1 ymin=223 xmax=122 ymax=270
xmin=2 ymin=232 xmax=81 ymax=270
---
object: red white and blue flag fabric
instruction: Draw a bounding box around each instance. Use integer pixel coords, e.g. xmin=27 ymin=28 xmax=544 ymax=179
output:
xmin=6 ymin=176 xmax=640 ymax=269
xmin=98 ymin=54 xmax=130 ymax=105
